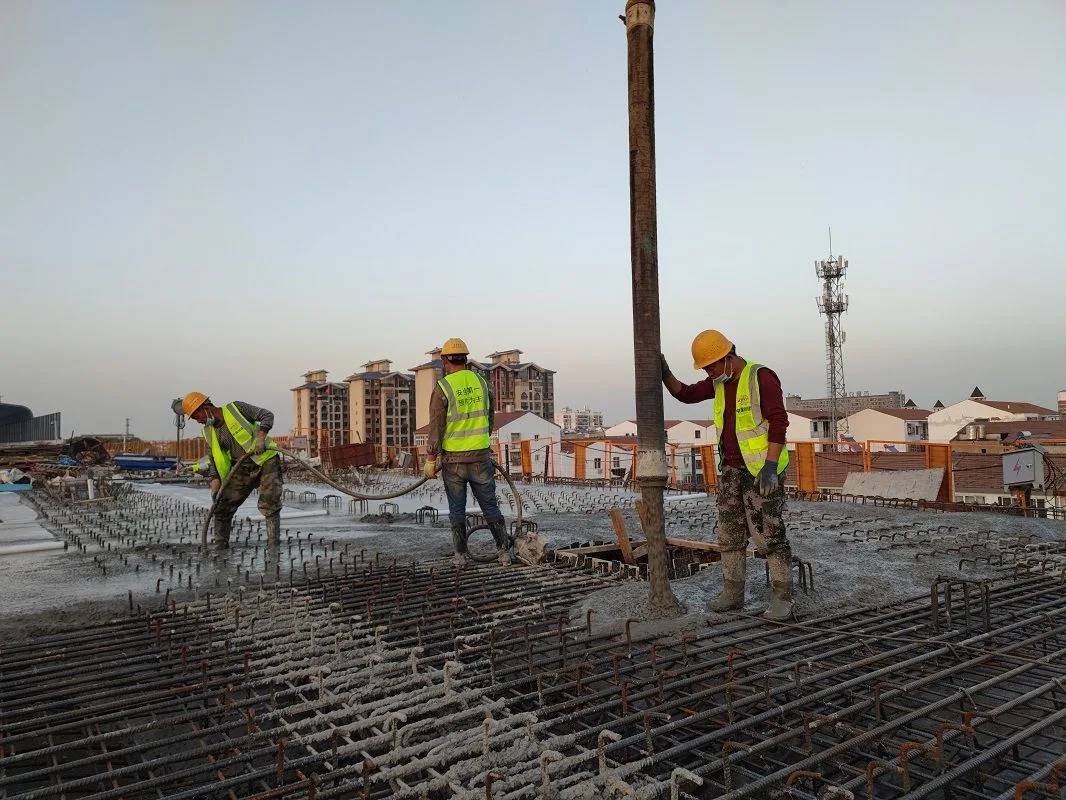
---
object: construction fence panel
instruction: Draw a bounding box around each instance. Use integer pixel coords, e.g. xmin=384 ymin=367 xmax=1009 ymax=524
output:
xmin=103 ymin=438 xmax=209 ymax=460
xmin=0 ymin=412 xmax=62 ymax=444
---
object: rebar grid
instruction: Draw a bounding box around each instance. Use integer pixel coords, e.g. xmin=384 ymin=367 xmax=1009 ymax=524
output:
xmin=1 ymin=489 xmax=1064 ymax=799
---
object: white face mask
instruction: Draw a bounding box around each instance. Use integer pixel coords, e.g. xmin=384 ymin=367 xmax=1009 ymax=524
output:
xmin=713 ymin=357 xmax=734 ymax=386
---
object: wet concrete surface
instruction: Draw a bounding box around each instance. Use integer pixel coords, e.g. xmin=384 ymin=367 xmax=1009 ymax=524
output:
xmin=0 ymin=492 xmax=62 ymax=554
xmin=1 ymin=476 xmax=1064 ymax=643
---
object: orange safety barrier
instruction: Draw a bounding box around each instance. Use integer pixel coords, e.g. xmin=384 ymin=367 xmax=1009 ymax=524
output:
xmin=794 ymin=441 xmax=818 ymax=494
xmin=925 ymin=443 xmax=953 ymax=502
xmin=573 ymin=443 xmax=587 ymax=480
xmin=699 ymin=445 xmax=718 ymax=492
xmin=520 ymin=440 xmax=532 ymax=477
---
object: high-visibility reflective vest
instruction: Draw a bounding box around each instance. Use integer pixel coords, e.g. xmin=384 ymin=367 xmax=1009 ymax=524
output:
xmin=712 ymin=361 xmax=789 ymax=477
xmin=438 ymin=370 xmax=491 ymax=452
xmin=202 ymin=403 xmax=278 ymax=481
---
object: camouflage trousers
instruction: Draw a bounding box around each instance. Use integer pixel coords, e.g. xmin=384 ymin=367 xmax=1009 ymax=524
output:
xmin=716 ymin=465 xmax=790 ymax=555
xmin=213 ymin=456 xmax=283 ymax=530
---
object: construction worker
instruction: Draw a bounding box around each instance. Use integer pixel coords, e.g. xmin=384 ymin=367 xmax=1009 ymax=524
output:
xmin=179 ymin=392 xmax=283 ymax=548
xmin=424 ymin=338 xmax=511 ymax=566
xmin=660 ymin=330 xmax=795 ymax=621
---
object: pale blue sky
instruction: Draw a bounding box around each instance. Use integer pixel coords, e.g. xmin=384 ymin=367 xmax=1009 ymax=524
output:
xmin=3 ymin=1 xmax=1064 ymax=439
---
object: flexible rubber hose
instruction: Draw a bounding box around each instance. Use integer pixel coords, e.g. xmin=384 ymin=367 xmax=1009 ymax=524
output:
xmin=199 ymin=448 xmax=524 ymax=546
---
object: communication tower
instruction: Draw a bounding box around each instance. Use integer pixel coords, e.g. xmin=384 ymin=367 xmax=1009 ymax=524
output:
xmin=815 ymin=233 xmax=849 ymax=443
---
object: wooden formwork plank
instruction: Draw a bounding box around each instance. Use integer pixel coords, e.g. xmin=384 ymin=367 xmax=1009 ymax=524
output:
xmin=609 ymin=508 xmax=636 ymax=565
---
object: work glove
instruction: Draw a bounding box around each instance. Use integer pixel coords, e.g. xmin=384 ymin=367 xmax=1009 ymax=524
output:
xmin=756 ymin=461 xmax=780 ymax=498
xmin=659 ymin=353 xmax=672 ymax=382
xmin=422 ymin=459 xmax=438 ymax=479
xmin=252 ymin=434 xmax=267 ymax=455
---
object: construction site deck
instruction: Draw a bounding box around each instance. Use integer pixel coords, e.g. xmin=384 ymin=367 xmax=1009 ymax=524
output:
xmin=1 ymin=475 xmax=1064 ymax=799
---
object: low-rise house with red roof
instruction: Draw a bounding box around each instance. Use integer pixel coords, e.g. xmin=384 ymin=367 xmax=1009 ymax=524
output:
xmin=928 ymin=386 xmax=1059 ymax=442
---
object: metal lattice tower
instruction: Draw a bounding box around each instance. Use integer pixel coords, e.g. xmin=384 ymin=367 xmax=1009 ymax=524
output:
xmin=815 ymin=247 xmax=849 ymax=442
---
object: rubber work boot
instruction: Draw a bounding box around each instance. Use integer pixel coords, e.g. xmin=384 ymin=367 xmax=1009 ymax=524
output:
xmin=763 ymin=548 xmax=795 ymax=621
xmin=708 ymin=550 xmax=747 ymax=612
xmin=489 ymin=519 xmax=512 ymax=567
xmin=213 ymin=516 xmax=232 ymax=549
xmin=451 ymin=523 xmax=470 ymax=567
xmin=265 ymin=513 xmax=281 ymax=546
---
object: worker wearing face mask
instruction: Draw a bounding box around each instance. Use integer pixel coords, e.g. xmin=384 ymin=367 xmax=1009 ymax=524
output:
xmin=179 ymin=392 xmax=282 ymax=548
xmin=660 ymin=330 xmax=795 ymax=621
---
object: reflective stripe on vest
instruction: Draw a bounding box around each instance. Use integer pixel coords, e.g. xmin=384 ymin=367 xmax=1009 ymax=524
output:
xmin=202 ymin=403 xmax=278 ymax=481
xmin=712 ymin=361 xmax=789 ymax=477
xmin=438 ymin=371 xmax=491 ymax=452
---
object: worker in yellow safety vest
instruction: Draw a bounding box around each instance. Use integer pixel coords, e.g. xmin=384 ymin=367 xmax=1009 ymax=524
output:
xmin=660 ymin=330 xmax=796 ymax=621
xmin=179 ymin=392 xmax=283 ymax=548
xmin=424 ymin=337 xmax=511 ymax=567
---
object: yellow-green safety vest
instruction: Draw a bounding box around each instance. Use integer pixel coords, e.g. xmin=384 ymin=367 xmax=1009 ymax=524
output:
xmin=202 ymin=403 xmax=278 ymax=481
xmin=438 ymin=370 xmax=491 ymax=452
xmin=712 ymin=360 xmax=789 ymax=477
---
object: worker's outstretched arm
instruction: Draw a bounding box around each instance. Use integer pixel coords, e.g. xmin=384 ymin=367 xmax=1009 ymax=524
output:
xmin=660 ymin=353 xmax=713 ymax=405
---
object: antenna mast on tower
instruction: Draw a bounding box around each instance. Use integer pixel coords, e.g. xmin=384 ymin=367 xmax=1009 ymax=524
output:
xmin=815 ymin=229 xmax=849 ymax=443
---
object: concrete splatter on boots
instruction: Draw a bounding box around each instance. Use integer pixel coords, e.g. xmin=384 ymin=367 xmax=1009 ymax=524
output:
xmin=451 ymin=523 xmax=470 ymax=567
xmin=213 ymin=517 xmax=232 ymax=549
xmin=265 ymin=513 xmax=281 ymax=546
xmin=709 ymin=550 xmax=747 ymax=612
xmin=490 ymin=519 xmax=512 ymax=567
xmin=763 ymin=548 xmax=795 ymax=621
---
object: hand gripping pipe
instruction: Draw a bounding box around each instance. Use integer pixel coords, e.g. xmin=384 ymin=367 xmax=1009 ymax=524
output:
xmin=200 ymin=447 xmax=524 ymax=546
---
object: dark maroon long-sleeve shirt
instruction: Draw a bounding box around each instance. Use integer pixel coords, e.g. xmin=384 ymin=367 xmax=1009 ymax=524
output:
xmin=671 ymin=363 xmax=789 ymax=468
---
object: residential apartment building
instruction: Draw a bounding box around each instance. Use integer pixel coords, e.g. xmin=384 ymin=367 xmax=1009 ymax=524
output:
xmin=785 ymin=390 xmax=907 ymax=416
xmin=483 ymin=349 xmax=555 ymax=420
xmin=347 ymin=359 xmax=417 ymax=448
xmin=290 ymin=370 xmax=350 ymax=457
xmin=555 ymin=406 xmax=604 ymax=434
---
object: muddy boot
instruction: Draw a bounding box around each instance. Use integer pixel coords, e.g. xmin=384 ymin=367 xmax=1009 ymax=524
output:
xmin=490 ymin=519 xmax=512 ymax=567
xmin=763 ymin=548 xmax=795 ymax=621
xmin=265 ymin=513 xmax=281 ymax=546
xmin=451 ymin=523 xmax=470 ymax=567
xmin=213 ymin=516 xmax=232 ymax=549
xmin=709 ymin=550 xmax=747 ymax=612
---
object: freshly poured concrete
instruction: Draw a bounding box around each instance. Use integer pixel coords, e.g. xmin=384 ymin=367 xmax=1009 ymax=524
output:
xmin=0 ymin=493 xmax=63 ymax=555
xmin=0 ymin=476 xmax=1063 ymax=642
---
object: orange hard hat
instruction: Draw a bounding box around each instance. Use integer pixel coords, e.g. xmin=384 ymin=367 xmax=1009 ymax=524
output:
xmin=180 ymin=392 xmax=209 ymax=416
xmin=441 ymin=337 xmax=470 ymax=357
xmin=691 ymin=330 xmax=734 ymax=369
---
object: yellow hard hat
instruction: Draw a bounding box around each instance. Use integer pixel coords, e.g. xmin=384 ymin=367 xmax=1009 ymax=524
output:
xmin=181 ymin=391 xmax=209 ymax=416
xmin=691 ymin=330 xmax=734 ymax=369
xmin=441 ymin=337 xmax=469 ymax=357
